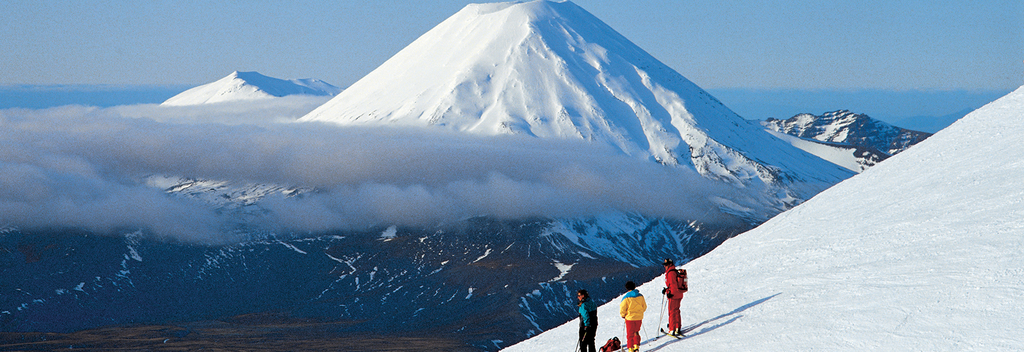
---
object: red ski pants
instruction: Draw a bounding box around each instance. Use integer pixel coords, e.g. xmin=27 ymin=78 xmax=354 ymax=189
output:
xmin=667 ymin=297 xmax=682 ymax=331
xmin=625 ymin=319 xmax=642 ymax=350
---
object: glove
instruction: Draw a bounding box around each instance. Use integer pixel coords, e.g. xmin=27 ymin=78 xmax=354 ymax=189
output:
xmin=667 ymin=293 xmax=674 ymax=298
xmin=661 ymin=287 xmax=667 ymax=294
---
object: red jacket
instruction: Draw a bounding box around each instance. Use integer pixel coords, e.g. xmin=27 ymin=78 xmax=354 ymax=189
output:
xmin=664 ymin=267 xmax=684 ymax=299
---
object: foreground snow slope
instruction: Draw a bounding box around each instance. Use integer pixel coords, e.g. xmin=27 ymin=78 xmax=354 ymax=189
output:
xmin=505 ymin=86 xmax=1024 ymax=351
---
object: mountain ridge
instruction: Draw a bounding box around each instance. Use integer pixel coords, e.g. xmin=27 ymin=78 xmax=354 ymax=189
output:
xmin=761 ymin=110 xmax=932 ymax=172
xmin=762 ymin=109 xmax=931 ymax=155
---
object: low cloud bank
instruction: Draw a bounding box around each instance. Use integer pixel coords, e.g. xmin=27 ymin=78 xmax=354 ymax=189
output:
xmin=1 ymin=102 xmax=734 ymax=243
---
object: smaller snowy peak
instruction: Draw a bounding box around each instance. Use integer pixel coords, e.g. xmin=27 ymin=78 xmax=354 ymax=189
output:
xmin=161 ymin=71 xmax=341 ymax=106
xmin=762 ymin=110 xmax=931 ymax=155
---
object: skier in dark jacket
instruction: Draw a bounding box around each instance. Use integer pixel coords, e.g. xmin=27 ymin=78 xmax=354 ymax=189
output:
xmin=577 ymin=289 xmax=599 ymax=352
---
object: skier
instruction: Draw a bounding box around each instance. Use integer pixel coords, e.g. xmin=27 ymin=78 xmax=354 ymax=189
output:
xmin=661 ymin=258 xmax=684 ymax=337
xmin=619 ymin=281 xmax=646 ymax=352
xmin=577 ymin=289 xmax=598 ymax=352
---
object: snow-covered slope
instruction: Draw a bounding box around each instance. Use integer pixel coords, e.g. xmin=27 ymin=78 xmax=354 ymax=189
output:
xmin=300 ymin=0 xmax=852 ymax=218
xmin=765 ymin=130 xmax=887 ymax=173
xmin=505 ymin=86 xmax=1024 ymax=351
xmin=161 ymin=71 xmax=340 ymax=106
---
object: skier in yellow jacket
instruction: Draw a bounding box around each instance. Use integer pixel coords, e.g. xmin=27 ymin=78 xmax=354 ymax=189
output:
xmin=619 ymin=281 xmax=647 ymax=352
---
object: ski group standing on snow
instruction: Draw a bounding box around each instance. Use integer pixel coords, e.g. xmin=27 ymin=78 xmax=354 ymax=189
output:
xmin=577 ymin=258 xmax=687 ymax=352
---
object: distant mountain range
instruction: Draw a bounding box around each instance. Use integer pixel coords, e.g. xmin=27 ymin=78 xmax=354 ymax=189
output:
xmin=762 ymin=110 xmax=932 ymax=172
xmin=708 ymin=88 xmax=1011 ymax=133
xmin=161 ymin=71 xmax=340 ymax=106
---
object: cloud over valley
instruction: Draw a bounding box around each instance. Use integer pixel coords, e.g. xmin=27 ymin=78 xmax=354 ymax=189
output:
xmin=1 ymin=101 xmax=731 ymax=243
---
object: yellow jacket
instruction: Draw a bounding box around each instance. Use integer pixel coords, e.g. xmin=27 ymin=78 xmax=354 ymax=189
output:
xmin=619 ymin=289 xmax=647 ymax=321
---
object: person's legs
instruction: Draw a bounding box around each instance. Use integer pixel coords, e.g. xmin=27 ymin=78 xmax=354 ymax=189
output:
xmin=667 ymin=298 xmax=682 ymax=332
xmin=625 ymin=320 xmax=642 ymax=350
xmin=583 ymin=325 xmax=597 ymax=352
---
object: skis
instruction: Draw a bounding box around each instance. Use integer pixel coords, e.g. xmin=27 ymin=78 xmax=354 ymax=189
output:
xmin=660 ymin=328 xmax=683 ymax=339
xmin=659 ymin=324 xmax=698 ymax=339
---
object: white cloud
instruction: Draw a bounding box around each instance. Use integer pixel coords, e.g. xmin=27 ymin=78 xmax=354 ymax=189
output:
xmin=0 ymin=101 xmax=734 ymax=243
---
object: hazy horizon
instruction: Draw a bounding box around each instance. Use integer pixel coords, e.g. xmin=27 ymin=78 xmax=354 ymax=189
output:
xmin=2 ymin=83 xmax=1008 ymax=133
xmin=3 ymin=0 xmax=1020 ymax=91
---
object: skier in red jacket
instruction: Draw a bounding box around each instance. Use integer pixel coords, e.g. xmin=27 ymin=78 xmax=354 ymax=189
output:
xmin=662 ymin=258 xmax=685 ymax=336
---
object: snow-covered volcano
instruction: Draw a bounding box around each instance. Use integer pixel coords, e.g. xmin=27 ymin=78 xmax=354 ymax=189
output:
xmin=162 ymin=71 xmax=340 ymax=106
xmin=300 ymin=0 xmax=851 ymax=215
xmin=505 ymin=86 xmax=1024 ymax=351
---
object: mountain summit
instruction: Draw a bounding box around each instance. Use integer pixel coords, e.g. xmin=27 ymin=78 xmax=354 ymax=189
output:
xmin=301 ymin=0 xmax=851 ymax=216
xmin=162 ymin=71 xmax=340 ymax=106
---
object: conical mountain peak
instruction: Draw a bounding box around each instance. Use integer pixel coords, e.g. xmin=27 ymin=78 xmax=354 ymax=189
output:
xmin=301 ymin=0 xmax=852 ymax=218
xmin=301 ymin=0 xmax=719 ymax=157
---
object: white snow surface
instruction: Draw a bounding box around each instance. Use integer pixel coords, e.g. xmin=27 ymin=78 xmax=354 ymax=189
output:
xmin=766 ymin=130 xmax=868 ymax=173
xmin=504 ymin=86 xmax=1024 ymax=351
xmin=161 ymin=71 xmax=340 ymax=106
xmin=300 ymin=0 xmax=851 ymax=211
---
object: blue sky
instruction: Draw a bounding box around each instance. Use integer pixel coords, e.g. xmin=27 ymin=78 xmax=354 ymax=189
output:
xmin=2 ymin=0 xmax=1021 ymax=90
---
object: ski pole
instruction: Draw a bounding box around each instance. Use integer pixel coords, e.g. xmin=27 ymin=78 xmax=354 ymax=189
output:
xmin=575 ymin=329 xmax=583 ymax=352
xmin=624 ymin=323 xmax=629 ymax=352
xmin=640 ymin=320 xmax=647 ymax=344
xmin=655 ymin=289 xmax=666 ymax=338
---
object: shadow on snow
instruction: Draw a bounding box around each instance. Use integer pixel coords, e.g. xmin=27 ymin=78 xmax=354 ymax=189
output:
xmin=642 ymin=293 xmax=782 ymax=351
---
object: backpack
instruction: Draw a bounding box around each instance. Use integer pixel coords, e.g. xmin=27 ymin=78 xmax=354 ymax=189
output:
xmin=600 ymin=336 xmax=621 ymax=352
xmin=675 ymin=269 xmax=688 ymax=293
